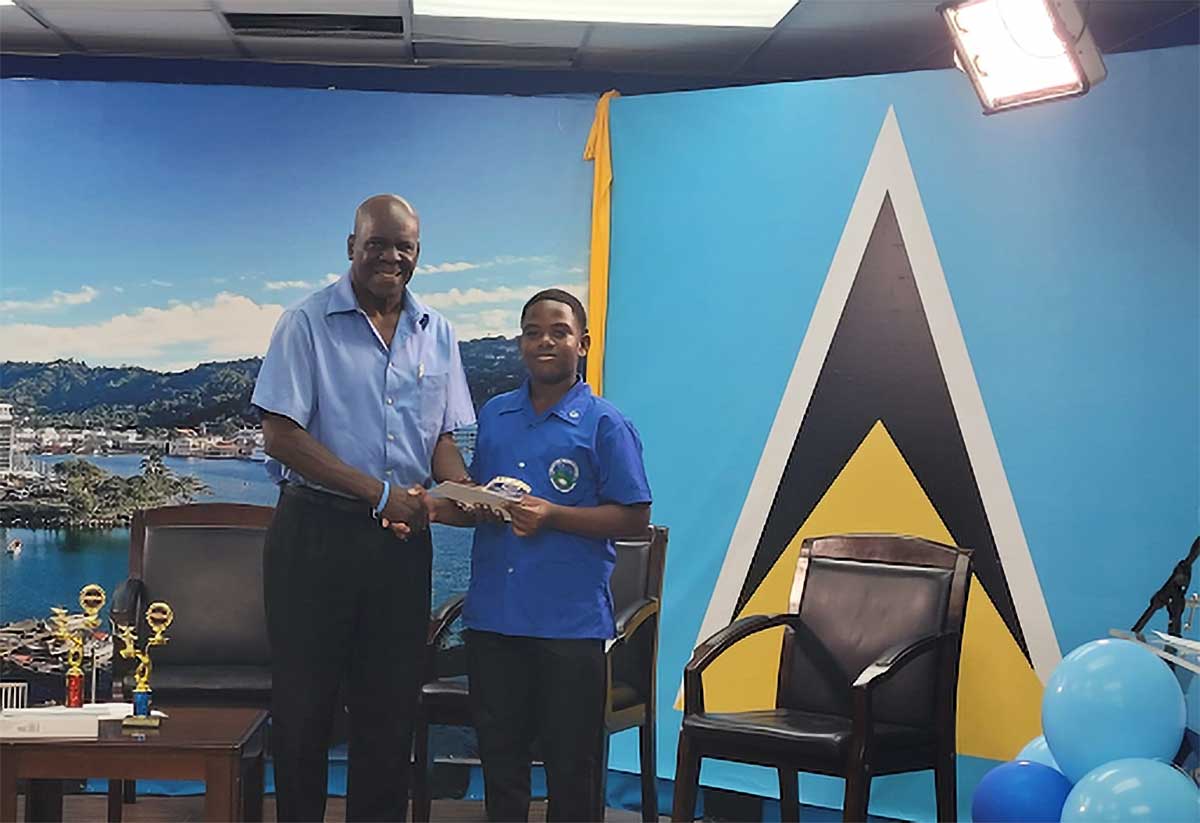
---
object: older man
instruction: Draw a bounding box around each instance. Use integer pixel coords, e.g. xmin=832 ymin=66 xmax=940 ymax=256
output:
xmin=252 ymin=194 xmax=474 ymax=821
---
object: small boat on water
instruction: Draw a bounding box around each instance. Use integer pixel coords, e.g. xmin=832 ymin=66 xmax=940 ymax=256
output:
xmin=5 ymin=539 xmax=21 ymax=556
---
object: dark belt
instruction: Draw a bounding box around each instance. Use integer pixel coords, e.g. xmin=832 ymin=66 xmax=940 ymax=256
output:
xmin=280 ymin=482 xmax=374 ymax=517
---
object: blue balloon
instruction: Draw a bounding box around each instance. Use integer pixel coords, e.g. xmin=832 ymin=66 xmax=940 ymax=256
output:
xmin=1042 ymin=639 xmax=1185 ymax=782
xmin=971 ymin=760 xmax=1073 ymax=823
xmin=1061 ymin=758 xmax=1200 ymax=822
xmin=1017 ymin=735 xmax=1063 ymax=774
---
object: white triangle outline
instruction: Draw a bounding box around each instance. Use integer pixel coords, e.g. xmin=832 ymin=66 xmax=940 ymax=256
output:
xmin=686 ymin=107 xmax=1062 ymax=693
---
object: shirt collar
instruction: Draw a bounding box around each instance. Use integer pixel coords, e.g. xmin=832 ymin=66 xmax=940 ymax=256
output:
xmin=499 ymin=378 xmax=591 ymax=425
xmin=326 ymin=272 xmax=429 ymax=330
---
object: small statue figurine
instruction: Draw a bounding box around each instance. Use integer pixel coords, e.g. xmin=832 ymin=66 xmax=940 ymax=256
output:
xmin=115 ymin=601 xmax=174 ymax=727
xmin=50 ymin=584 xmax=106 ymax=708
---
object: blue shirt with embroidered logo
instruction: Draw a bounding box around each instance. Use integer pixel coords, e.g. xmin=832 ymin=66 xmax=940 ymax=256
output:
xmin=251 ymin=273 xmax=476 ymax=491
xmin=463 ymin=378 xmax=652 ymax=640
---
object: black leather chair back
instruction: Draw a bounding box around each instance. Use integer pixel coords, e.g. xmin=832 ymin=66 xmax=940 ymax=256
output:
xmin=610 ymin=535 xmax=652 ymax=610
xmin=141 ymin=524 xmax=271 ymax=666
xmin=609 ymin=530 xmax=667 ymax=703
xmin=780 ymin=542 xmax=956 ymax=728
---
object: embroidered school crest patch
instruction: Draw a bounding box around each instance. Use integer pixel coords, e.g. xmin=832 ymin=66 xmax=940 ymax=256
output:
xmin=548 ymin=458 xmax=580 ymax=493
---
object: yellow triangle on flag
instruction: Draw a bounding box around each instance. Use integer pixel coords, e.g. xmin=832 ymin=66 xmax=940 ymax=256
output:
xmin=678 ymin=420 xmax=1042 ymax=759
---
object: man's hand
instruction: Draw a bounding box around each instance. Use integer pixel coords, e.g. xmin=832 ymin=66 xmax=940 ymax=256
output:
xmin=379 ymin=485 xmax=428 ymax=540
xmin=509 ymin=495 xmax=558 ymax=538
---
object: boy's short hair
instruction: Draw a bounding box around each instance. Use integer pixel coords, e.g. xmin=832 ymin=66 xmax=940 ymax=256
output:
xmin=521 ymin=289 xmax=588 ymax=334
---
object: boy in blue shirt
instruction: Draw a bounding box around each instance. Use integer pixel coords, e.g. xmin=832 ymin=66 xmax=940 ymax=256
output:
xmin=430 ymin=288 xmax=652 ymax=821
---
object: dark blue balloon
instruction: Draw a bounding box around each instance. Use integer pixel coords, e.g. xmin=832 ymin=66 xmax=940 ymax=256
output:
xmin=972 ymin=760 xmax=1074 ymax=823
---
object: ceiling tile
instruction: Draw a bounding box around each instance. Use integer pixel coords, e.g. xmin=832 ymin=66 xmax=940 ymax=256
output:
xmin=35 ymin=9 xmax=240 ymax=55
xmin=413 ymin=15 xmax=587 ymax=48
xmin=217 ymin=1 xmax=404 ymax=11
xmin=243 ymin=36 xmax=413 ymax=63
xmin=0 ymin=6 xmax=69 ymax=51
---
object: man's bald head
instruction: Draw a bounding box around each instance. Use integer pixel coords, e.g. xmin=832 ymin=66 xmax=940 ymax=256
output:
xmin=347 ymin=194 xmax=422 ymax=310
xmin=353 ymin=194 xmax=420 ymax=236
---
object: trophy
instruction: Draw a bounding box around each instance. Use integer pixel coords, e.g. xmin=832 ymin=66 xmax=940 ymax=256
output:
xmin=50 ymin=583 xmax=106 ymax=708
xmin=115 ymin=601 xmax=174 ymax=728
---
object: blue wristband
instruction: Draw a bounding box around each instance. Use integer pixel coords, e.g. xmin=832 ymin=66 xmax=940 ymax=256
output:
xmin=374 ymin=479 xmax=391 ymax=517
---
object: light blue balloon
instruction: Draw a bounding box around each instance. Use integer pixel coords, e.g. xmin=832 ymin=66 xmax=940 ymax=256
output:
xmin=1042 ymin=639 xmax=1185 ymax=782
xmin=1061 ymin=758 xmax=1200 ymax=822
xmin=1017 ymin=735 xmax=1063 ymax=774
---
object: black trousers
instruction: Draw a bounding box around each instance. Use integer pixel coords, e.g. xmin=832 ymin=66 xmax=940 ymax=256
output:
xmin=265 ymin=484 xmax=431 ymax=822
xmin=466 ymin=629 xmax=607 ymax=822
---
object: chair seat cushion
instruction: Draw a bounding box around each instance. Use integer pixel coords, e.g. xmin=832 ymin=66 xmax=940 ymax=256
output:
xmin=610 ymin=680 xmax=641 ymax=711
xmin=419 ymin=675 xmax=643 ymax=713
xmin=422 ymin=675 xmax=469 ymax=702
xmin=683 ymin=709 xmax=933 ymax=763
xmin=152 ymin=664 xmax=272 ymax=695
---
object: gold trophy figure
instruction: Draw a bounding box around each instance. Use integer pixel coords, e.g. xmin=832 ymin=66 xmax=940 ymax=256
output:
xmin=116 ymin=601 xmax=174 ymax=727
xmin=50 ymin=584 xmax=106 ymax=708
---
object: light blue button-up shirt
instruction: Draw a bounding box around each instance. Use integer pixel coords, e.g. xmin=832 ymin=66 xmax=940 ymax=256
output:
xmin=251 ymin=273 xmax=476 ymax=491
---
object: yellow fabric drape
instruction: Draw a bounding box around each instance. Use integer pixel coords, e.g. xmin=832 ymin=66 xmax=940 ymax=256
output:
xmin=583 ymin=90 xmax=620 ymax=396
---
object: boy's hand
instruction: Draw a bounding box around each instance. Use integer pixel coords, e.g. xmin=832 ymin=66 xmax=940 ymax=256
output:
xmin=465 ymin=501 xmax=510 ymax=525
xmin=510 ymin=495 xmax=557 ymax=538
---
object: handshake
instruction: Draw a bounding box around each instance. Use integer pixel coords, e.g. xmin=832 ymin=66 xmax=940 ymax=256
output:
xmin=380 ymin=477 xmax=553 ymax=540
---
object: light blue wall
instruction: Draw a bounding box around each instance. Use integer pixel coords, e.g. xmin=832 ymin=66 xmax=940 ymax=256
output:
xmin=602 ymin=46 xmax=1200 ymax=820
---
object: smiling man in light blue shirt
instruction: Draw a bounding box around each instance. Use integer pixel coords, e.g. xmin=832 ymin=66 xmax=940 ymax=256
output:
xmin=251 ymin=194 xmax=475 ymax=823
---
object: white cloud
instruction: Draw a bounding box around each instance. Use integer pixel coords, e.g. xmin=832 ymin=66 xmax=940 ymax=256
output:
xmin=149 ymin=279 xmax=173 ymax=287
xmin=421 ymin=282 xmax=586 ymax=310
xmin=264 ymin=273 xmax=341 ymax=291
xmin=493 ymin=255 xmax=553 ymax=266
xmin=0 ymin=285 xmax=100 ymax=312
xmin=449 ymin=308 xmax=521 ymax=342
xmin=113 ymin=286 xmax=125 ymax=294
xmin=417 ymin=261 xmax=479 ymax=275
xmin=0 ymin=293 xmax=284 ymax=371
xmin=416 ymin=255 xmax=555 ymax=276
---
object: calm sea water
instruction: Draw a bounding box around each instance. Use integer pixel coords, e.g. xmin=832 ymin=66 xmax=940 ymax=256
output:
xmin=0 ymin=455 xmax=473 ymax=625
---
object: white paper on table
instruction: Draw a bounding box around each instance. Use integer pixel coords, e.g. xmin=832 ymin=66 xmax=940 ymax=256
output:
xmin=3 ymin=703 xmax=167 ymax=719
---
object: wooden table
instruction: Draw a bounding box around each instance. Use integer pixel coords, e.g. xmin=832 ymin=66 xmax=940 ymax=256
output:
xmin=1 ymin=706 xmax=268 ymax=823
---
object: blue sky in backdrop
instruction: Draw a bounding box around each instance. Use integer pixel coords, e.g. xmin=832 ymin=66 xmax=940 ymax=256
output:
xmin=0 ymin=80 xmax=595 ymax=370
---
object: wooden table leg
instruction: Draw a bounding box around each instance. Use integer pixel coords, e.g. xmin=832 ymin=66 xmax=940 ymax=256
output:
xmin=242 ymin=754 xmax=264 ymax=823
xmin=24 ymin=779 xmax=62 ymax=823
xmin=204 ymin=756 xmax=241 ymax=822
xmin=106 ymin=780 xmax=123 ymax=823
xmin=0 ymin=761 xmax=17 ymax=823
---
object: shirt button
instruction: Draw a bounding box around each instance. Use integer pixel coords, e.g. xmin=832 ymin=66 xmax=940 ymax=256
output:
xmin=507 ymin=567 xmax=514 ymax=574
xmin=517 ymin=462 xmax=525 ymax=469
xmin=386 ymin=398 xmax=394 ymax=405
xmin=387 ymin=434 xmax=395 ymax=442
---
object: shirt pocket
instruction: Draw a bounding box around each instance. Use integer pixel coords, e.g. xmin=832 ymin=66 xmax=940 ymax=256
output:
xmin=538 ymin=444 xmax=597 ymax=506
xmin=418 ymin=372 xmax=449 ymax=439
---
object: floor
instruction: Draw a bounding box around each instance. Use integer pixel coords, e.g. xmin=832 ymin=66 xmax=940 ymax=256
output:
xmin=13 ymin=793 xmax=657 ymax=822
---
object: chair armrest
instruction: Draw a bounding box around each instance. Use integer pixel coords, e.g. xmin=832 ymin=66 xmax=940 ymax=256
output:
xmin=427 ymin=594 xmax=466 ymax=647
xmin=848 ymin=631 xmax=959 ymax=745
xmin=851 ymin=631 xmax=957 ymax=690
xmin=684 ymin=613 xmax=837 ymax=714
xmin=109 ymin=578 xmax=144 ymax=628
xmin=611 ymin=597 xmax=658 ymax=646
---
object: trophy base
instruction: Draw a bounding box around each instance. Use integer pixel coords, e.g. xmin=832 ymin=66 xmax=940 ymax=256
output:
xmin=122 ymin=715 xmax=161 ymax=729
